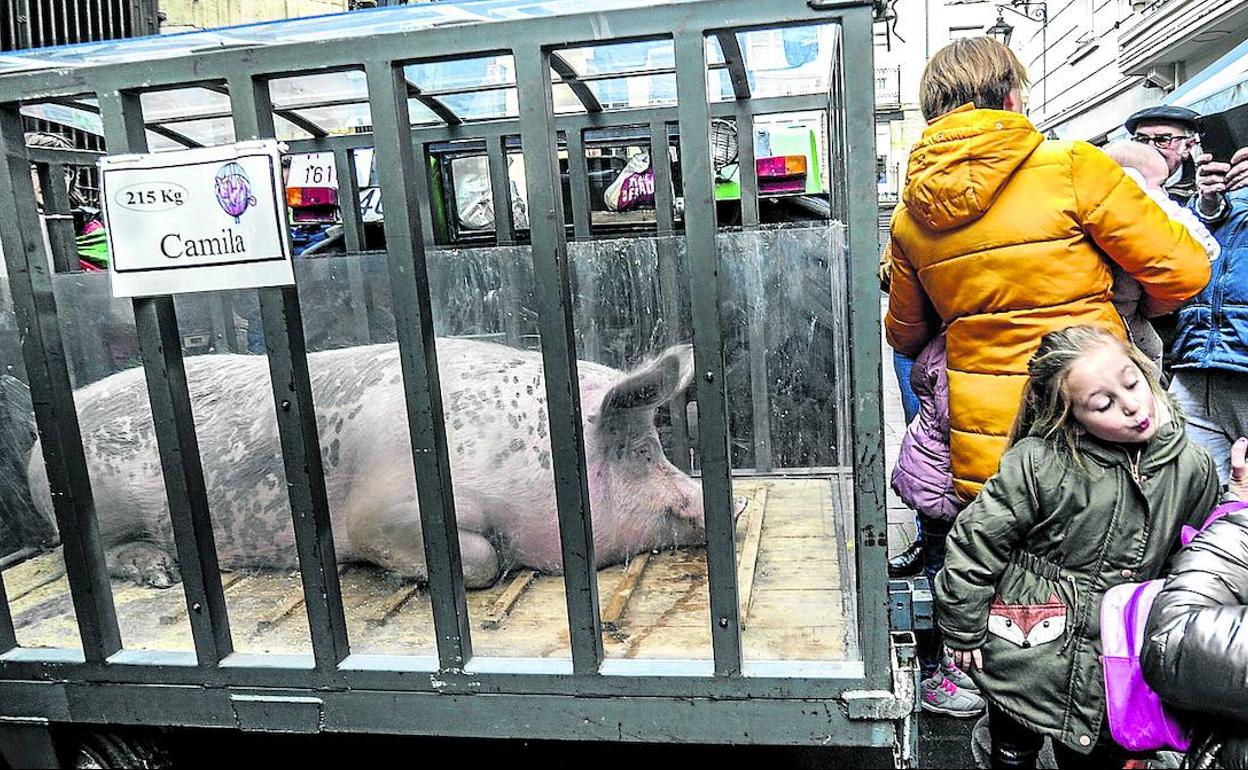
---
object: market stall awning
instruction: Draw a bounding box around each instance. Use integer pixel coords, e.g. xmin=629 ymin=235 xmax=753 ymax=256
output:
xmin=1166 ymin=35 xmax=1248 ymax=115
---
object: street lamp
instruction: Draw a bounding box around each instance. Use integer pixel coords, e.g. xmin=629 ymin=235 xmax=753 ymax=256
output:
xmin=989 ymin=0 xmax=1049 ymax=112
xmin=987 ymin=11 xmax=1014 ymax=47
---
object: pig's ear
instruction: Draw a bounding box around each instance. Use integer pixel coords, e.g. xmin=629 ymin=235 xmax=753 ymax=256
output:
xmin=602 ymin=344 xmax=694 ymax=415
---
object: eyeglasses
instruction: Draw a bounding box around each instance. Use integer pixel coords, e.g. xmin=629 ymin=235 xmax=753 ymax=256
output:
xmin=1132 ymin=133 xmax=1193 ymax=148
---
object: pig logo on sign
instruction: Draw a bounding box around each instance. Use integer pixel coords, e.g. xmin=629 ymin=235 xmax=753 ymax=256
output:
xmin=214 ymin=161 xmax=257 ymax=223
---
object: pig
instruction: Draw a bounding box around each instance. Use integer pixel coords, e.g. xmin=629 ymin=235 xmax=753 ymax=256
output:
xmin=26 ymin=338 xmax=705 ymax=589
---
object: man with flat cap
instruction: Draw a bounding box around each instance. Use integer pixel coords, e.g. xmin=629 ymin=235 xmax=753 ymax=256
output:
xmin=1126 ymin=103 xmax=1248 ymax=488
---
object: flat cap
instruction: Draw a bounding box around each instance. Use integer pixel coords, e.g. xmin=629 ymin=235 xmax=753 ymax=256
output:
xmin=1125 ymin=105 xmax=1201 ymax=134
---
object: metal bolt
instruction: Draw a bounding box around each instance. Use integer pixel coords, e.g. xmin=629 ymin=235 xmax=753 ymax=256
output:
xmin=191 ymin=602 xmax=202 ymax=613
xmin=280 ymin=399 xmax=291 ymax=411
xmin=718 ymin=617 xmax=729 ymax=629
xmin=704 ymin=371 xmax=715 ymax=382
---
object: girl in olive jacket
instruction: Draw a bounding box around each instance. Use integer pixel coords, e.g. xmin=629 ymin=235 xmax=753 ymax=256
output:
xmin=934 ymin=326 xmax=1222 ymax=768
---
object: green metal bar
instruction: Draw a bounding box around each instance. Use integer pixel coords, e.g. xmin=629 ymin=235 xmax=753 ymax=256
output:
xmin=35 ymin=164 xmax=76 ymax=273
xmin=548 ymin=52 xmax=602 ymax=114
xmin=564 ymin=128 xmax=592 ymax=240
xmin=0 ymin=649 xmax=869 ymax=698
xmin=734 ymin=108 xmax=759 ymax=228
xmin=714 ymin=32 xmax=751 ymax=101
xmin=0 ymin=103 xmax=120 ymax=663
xmin=98 ymin=88 xmax=236 ymax=668
xmin=334 ymin=147 xmax=365 ymax=253
xmin=410 ymin=141 xmax=440 ymax=248
xmin=228 ymin=74 xmax=351 ymax=672
xmin=485 ymin=136 xmax=515 ymax=245
xmin=0 ymin=572 xmax=14 ymax=653
xmin=649 ymin=120 xmax=691 ymax=473
xmin=486 ymin=136 xmax=523 ymax=347
xmin=365 ymin=59 xmax=473 ymax=671
xmin=673 ymin=30 xmax=741 ymax=676
xmin=513 ymin=44 xmax=603 ymax=675
xmin=839 ymin=8 xmax=889 ymax=688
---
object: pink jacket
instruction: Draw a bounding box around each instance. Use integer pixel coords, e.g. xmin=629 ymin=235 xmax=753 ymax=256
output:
xmin=891 ymin=330 xmax=963 ymax=520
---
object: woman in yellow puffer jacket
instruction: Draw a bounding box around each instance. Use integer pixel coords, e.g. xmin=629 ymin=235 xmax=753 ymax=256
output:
xmin=885 ymin=37 xmax=1211 ymax=501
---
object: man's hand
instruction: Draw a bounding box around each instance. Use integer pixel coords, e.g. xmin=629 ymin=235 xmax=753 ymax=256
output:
xmin=953 ymin=647 xmax=983 ymax=672
xmin=1230 ymin=437 xmax=1247 ymax=501
xmin=1195 ymin=152 xmax=1230 ymax=215
xmin=1224 ymin=147 xmax=1248 ymax=192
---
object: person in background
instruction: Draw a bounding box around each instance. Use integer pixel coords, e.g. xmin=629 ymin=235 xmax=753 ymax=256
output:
xmin=886 ymin=38 xmax=1210 ymax=504
xmin=25 ymin=131 xmax=109 ymax=271
xmin=881 ymin=239 xmax=928 ymax=578
xmin=1141 ymin=438 xmax=1248 ymax=770
xmin=1101 ymin=140 xmax=1220 ymax=371
xmin=1128 ymin=107 xmax=1248 ymax=486
xmin=890 ymin=328 xmax=985 ymax=717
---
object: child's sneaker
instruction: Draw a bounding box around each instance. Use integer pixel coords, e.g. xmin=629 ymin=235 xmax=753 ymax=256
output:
xmin=919 ymin=673 xmax=986 ymax=718
xmin=939 ymin=651 xmax=980 ymax=693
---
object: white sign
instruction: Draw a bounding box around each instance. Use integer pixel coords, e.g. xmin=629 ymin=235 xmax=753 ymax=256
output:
xmin=288 ymin=151 xmax=337 ymax=188
xmin=100 ymin=140 xmax=294 ymax=298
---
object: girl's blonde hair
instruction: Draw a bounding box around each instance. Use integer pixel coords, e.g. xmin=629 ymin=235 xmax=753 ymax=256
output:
xmin=919 ymin=37 xmax=1030 ymax=122
xmin=1008 ymin=325 xmax=1173 ymax=461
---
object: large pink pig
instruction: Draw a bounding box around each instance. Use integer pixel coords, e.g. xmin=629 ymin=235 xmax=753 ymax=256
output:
xmin=27 ymin=339 xmax=705 ymax=588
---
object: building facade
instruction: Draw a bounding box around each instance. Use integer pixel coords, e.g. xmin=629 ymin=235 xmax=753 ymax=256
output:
xmin=1010 ymin=0 xmax=1248 ymax=142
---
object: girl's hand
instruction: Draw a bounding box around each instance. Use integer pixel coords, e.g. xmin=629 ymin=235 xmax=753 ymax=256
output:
xmin=1230 ymin=437 xmax=1248 ymax=501
xmin=953 ymin=647 xmax=983 ymax=672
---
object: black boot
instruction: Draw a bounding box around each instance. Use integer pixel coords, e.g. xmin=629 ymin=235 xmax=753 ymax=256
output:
xmin=888 ymin=538 xmax=924 ymax=578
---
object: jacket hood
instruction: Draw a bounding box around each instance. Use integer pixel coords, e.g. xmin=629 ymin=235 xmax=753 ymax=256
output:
xmin=902 ymin=104 xmax=1044 ymax=232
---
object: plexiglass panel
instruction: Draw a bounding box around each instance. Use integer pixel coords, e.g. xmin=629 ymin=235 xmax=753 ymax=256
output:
xmin=717 ymin=224 xmax=854 ymax=662
xmin=0 ymin=249 xmax=79 ymax=652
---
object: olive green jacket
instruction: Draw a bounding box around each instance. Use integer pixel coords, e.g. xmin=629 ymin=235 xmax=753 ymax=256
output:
xmin=934 ymin=411 xmax=1220 ymax=754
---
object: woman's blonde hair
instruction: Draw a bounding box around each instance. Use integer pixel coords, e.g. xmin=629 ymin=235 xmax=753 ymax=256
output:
xmin=919 ymin=37 xmax=1030 ymax=122
xmin=1008 ymin=325 xmax=1173 ymax=462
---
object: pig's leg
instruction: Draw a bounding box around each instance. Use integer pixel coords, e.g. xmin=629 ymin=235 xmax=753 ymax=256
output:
xmin=106 ymin=540 xmax=181 ymax=588
xmin=349 ymin=500 xmax=500 ymax=589
xmin=457 ymin=530 xmax=500 ymax=589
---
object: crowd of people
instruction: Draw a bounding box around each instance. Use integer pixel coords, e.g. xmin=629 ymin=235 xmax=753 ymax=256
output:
xmin=882 ymin=37 xmax=1248 ymax=770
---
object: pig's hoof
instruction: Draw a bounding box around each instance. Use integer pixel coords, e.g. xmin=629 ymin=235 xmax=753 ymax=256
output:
xmin=107 ymin=542 xmax=182 ymax=589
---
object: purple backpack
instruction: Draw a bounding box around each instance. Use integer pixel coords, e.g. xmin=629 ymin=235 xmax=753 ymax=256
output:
xmin=1100 ymin=500 xmax=1248 ymax=752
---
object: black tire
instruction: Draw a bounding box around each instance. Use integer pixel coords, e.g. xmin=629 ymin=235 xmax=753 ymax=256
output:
xmin=69 ymin=731 xmax=171 ymax=770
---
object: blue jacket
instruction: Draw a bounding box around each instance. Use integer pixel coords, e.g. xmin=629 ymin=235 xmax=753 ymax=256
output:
xmin=1172 ymin=190 xmax=1248 ymax=373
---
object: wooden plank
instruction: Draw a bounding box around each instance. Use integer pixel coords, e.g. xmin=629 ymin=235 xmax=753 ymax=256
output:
xmin=601 ymin=552 xmax=650 ymax=632
xmin=255 ymin=566 xmax=347 ymax=632
xmin=366 ymin=582 xmax=421 ymax=627
xmin=480 ymin=570 xmax=539 ymax=630
xmin=736 ymin=486 xmax=768 ymax=627
xmin=4 ymin=551 xmax=67 ymax=603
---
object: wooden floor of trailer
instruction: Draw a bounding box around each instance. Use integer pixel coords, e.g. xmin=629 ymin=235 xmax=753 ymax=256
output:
xmin=4 ymin=476 xmax=856 ymax=661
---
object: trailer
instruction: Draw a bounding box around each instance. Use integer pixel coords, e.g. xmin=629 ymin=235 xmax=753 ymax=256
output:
xmin=0 ymin=1 xmax=915 ymax=765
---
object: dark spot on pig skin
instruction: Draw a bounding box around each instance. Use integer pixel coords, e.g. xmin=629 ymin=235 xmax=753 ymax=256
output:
xmin=538 ymin=451 xmax=551 ymax=469
xmin=328 ymin=438 xmax=341 ymax=468
xmin=334 ymin=417 xmax=344 ymax=434
xmin=348 ymin=404 xmax=363 ymax=420
xmin=508 ymin=414 xmax=519 ymax=429
xmin=509 ymin=438 xmax=525 ymax=452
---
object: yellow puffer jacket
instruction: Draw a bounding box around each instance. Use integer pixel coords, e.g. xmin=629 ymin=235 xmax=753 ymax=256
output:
xmin=885 ymin=104 xmax=1211 ymax=500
